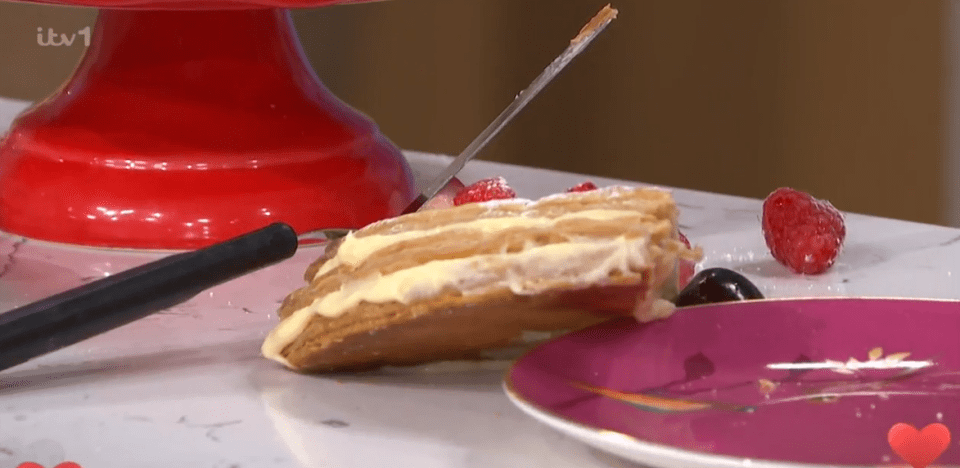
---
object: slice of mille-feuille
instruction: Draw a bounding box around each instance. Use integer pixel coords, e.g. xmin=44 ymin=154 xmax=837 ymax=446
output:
xmin=262 ymin=185 xmax=701 ymax=373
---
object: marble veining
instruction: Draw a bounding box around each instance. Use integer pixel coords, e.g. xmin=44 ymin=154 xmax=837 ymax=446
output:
xmin=0 ymin=238 xmax=24 ymax=280
xmin=2 ymin=96 xmax=960 ymax=467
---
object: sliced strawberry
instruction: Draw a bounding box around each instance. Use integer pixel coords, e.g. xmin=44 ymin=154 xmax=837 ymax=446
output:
xmin=567 ymin=181 xmax=598 ymax=193
xmin=453 ymin=177 xmax=517 ymax=205
xmin=678 ymin=260 xmax=696 ymax=290
xmin=678 ymin=231 xmax=692 ymax=249
xmin=422 ymin=177 xmax=466 ymax=210
xmin=677 ymin=231 xmax=696 ymax=289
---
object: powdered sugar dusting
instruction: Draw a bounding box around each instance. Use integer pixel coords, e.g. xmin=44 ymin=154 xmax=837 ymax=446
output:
xmin=538 ymin=185 xmax=668 ymax=202
xmin=477 ymin=197 xmax=534 ymax=210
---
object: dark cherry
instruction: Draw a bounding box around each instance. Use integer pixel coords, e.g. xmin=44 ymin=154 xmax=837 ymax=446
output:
xmin=674 ymin=268 xmax=764 ymax=307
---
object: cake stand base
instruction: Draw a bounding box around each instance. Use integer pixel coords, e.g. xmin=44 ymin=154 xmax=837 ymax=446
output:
xmin=0 ymin=8 xmax=414 ymax=249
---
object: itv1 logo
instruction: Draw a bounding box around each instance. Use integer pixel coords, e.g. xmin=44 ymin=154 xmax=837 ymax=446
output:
xmin=35 ymin=27 xmax=90 ymax=47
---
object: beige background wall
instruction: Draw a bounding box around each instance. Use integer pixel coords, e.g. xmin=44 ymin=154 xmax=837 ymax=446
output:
xmin=0 ymin=1 xmax=944 ymax=225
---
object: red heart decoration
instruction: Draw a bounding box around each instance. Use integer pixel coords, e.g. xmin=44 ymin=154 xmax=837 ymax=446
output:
xmin=888 ymin=423 xmax=951 ymax=468
xmin=17 ymin=462 xmax=81 ymax=468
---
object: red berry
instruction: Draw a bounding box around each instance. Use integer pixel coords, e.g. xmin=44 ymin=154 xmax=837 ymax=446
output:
xmin=422 ymin=177 xmax=465 ymax=210
xmin=453 ymin=177 xmax=517 ymax=206
xmin=762 ymin=187 xmax=845 ymax=275
xmin=677 ymin=231 xmax=695 ymax=288
xmin=567 ymin=181 xmax=598 ymax=193
xmin=678 ymin=231 xmax=691 ymax=248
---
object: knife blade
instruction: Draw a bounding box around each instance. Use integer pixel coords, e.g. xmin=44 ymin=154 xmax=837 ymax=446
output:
xmin=401 ymin=5 xmax=618 ymax=215
xmin=297 ymin=5 xmax=618 ymax=245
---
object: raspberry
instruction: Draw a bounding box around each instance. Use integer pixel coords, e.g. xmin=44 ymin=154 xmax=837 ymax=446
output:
xmin=677 ymin=231 xmax=696 ymax=288
xmin=567 ymin=181 xmax=598 ymax=192
xmin=453 ymin=177 xmax=517 ymax=206
xmin=762 ymin=187 xmax=845 ymax=275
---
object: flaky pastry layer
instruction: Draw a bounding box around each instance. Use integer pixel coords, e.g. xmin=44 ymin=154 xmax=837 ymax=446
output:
xmin=262 ymin=186 xmax=699 ymax=372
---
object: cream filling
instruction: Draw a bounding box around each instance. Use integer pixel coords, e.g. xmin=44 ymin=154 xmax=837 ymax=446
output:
xmin=311 ymin=209 xmax=651 ymax=281
xmin=261 ymin=236 xmax=654 ymax=368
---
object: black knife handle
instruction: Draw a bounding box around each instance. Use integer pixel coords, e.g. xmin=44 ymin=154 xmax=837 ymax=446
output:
xmin=0 ymin=222 xmax=298 ymax=372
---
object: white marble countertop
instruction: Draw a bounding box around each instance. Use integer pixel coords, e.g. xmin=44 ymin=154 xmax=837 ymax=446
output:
xmin=1 ymin=96 xmax=960 ymax=468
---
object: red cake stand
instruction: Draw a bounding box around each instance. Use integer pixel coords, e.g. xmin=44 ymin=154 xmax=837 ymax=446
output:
xmin=0 ymin=0 xmax=415 ymax=249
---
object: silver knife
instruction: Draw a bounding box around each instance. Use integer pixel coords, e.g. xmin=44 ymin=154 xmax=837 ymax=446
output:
xmin=301 ymin=5 xmax=618 ymax=242
xmin=402 ymin=5 xmax=618 ymax=214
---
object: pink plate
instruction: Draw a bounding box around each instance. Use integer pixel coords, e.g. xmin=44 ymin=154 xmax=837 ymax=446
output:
xmin=505 ymin=298 xmax=960 ymax=468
